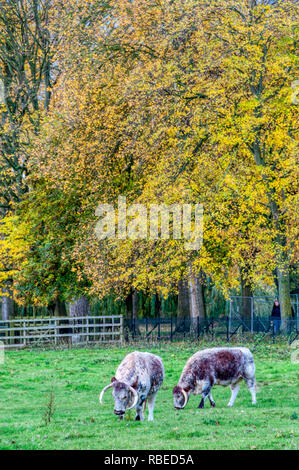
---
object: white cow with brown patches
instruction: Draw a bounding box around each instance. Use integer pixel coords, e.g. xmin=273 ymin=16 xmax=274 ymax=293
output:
xmin=100 ymin=351 xmax=164 ymax=421
xmin=173 ymin=347 xmax=256 ymax=410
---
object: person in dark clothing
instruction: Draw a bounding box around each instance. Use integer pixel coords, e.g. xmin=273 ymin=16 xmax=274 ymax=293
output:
xmin=271 ymin=300 xmax=281 ymax=333
xmin=271 ymin=300 xmax=281 ymax=317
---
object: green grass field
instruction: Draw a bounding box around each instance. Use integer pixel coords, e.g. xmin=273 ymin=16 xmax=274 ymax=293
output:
xmin=1 ymin=341 xmax=298 ymax=450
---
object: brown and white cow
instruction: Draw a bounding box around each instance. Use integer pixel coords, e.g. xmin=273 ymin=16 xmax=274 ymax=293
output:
xmin=100 ymin=351 xmax=164 ymax=421
xmin=173 ymin=347 xmax=256 ymax=409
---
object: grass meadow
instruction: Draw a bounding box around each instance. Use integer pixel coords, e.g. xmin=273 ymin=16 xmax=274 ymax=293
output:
xmin=1 ymin=340 xmax=298 ymax=450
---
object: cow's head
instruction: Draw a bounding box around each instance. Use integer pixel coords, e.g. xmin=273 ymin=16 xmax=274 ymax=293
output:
xmin=173 ymin=385 xmax=189 ymax=410
xmin=99 ymin=377 xmax=138 ymax=420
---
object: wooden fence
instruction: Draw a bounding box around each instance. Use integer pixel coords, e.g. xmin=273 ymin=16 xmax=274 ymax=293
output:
xmin=0 ymin=315 xmax=123 ymax=349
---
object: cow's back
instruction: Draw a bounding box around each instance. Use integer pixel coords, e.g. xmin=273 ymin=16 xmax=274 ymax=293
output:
xmin=116 ymin=351 xmax=164 ymax=394
xmin=182 ymin=347 xmax=253 ymax=386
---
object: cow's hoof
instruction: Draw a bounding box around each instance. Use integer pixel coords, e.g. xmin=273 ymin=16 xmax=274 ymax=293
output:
xmin=227 ymin=403 xmax=233 ymax=407
xmin=135 ymin=415 xmax=141 ymax=421
xmin=210 ymin=402 xmax=216 ymax=408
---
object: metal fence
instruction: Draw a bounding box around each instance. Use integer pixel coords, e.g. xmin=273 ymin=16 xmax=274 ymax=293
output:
xmin=0 ymin=315 xmax=123 ymax=349
xmin=124 ymin=316 xmax=299 ymax=344
xmin=229 ymin=295 xmax=299 ymax=332
xmin=1 ymin=310 xmax=298 ymax=349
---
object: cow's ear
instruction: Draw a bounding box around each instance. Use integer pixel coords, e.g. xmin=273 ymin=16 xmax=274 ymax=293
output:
xmin=111 ymin=376 xmax=117 ymax=383
xmin=132 ymin=378 xmax=138 ymax=389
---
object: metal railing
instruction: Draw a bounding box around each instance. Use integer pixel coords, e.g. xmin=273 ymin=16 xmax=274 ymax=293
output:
xmin=124 ymin=316 xmax=299 ymax=344
xmin=0 ymin=315 xmax=123 ymax=349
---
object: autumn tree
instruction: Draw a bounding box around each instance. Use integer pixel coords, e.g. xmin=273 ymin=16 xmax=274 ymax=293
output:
xmin=191 ymin=0 xmax=298 ymax=328
xmin=2 ymin=0 xmax=297 ymax=328
xmin=0 ymin=0 xmax=113 ymax=315
xmin=0 ymin=0 xmax=61 ymax=318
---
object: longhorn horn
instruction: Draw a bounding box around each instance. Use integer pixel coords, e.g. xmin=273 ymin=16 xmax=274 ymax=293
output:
xmin=182 ymin=388 xmax=188 ymax=409
xmin=126 ymin=386 xmax=138 ymax=410
xmin=99 ymin=383 xmax=113 ymax=404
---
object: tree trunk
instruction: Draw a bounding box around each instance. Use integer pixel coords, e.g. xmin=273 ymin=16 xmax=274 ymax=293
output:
xmin=69 ymin=296 xmax=90 ymax=317
xmin=240 ymin=267 xmax=253 ymax=324
xmin=125 ymin=291 xmax=132 ymax=319
xmin=54 ymin=301 xmax=67 ymax=317
xmin=178 ymin=279 xmax=189 ymax=318
xmin=125 ymin=289 xmax=140 ymax=336
xmin=132 ymin=290 xmax=138 ymax=321
xmin=154 ymin=294 xmax=161 ymax=318
xmin=188 ymin=272 xmax=206 ymax=318
xmin=197 ymin=280 xmax=206 ymax=321
xmin=1 ymin=281 xmax=14 ymax=321
xmin=277 ymin=263 xmax=292 ymax=332
xmin=188 ymin=265 xmax=206 ymax=333
xmin=132 ymin=290 xmax=141 ymax=335
xmin=124 ymin=291 xmax=132 ymax=341
xmin=188 ymin=273 xmax=198 ymax=333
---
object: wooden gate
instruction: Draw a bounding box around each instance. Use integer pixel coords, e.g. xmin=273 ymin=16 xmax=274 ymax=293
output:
xmin=0 ymin=315 xmax=123 ymax=349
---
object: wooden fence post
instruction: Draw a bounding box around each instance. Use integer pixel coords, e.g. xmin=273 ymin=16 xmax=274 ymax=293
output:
xmin=23 ymin=321 xmax=26 ymax=346
xmin=54 ymin=319 xmax=57 ymax=345
xmin=120 ymin=315 xmax=123 ymax=344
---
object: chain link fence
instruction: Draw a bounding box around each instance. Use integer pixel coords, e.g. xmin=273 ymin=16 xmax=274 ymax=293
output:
xmin=229 ymin=295 xmax=299 ymax=332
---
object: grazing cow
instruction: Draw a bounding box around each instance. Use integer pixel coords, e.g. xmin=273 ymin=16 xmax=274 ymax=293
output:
xmin=173 ymin=347 xmax=256 ymax=409
xmin=100 ymin=351 xmax=164 ymax=421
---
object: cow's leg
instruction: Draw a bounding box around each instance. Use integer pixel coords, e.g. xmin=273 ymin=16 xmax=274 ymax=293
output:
xmin=135 ymin=397 xmax=145 ymax=421
xmin=245 ymin=378 xmax=257 ymax=405
xmin=147 ymin=393 xmax=157 ymax=422
xmin=208 ymin=391 xmax=215 ymax=408
xmin=244 ymin=359 xmax=257 ymax=405
xmin=198 ymin=382 xmax=211 ymax=409
xmin=227 ymin=383 xmax=240 ymax=407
